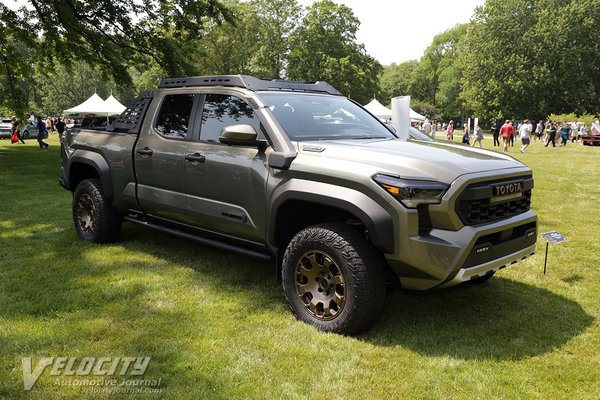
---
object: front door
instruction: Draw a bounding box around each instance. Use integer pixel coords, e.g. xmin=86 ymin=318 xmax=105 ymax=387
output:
xmin=185 ymin=93 xmax=268 ymax=244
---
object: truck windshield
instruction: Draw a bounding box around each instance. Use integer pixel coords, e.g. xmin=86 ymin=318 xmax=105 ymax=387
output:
xmin=258 ymin=92 xmax=396 ymax=141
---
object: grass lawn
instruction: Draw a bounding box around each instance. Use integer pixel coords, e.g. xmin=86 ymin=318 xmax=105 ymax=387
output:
xmin=1 ymin=134 xmax=599 ymax=399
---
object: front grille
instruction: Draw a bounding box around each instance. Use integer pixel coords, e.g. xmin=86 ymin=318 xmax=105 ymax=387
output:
xmin=456 ymin=176 xmax=533 ymax=225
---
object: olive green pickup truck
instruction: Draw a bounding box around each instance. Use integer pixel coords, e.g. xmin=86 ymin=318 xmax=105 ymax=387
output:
xmin=60 ymin=75 xmax=537 ymax=334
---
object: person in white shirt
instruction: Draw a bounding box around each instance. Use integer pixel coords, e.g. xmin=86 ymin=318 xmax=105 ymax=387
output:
xmin=570 ymin=121 xmax=578 ymax=142
xmin=422 ymin=119 xmax=432 ymax=138
xmin=519 ymin=119 xmax=532 ymax=153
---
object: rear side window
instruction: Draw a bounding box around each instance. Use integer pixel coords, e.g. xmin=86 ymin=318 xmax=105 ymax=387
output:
xmin=199 ymin=94 xmax=260 ymax=143
xmin=155 ymin=94 xmax=195 ymax=139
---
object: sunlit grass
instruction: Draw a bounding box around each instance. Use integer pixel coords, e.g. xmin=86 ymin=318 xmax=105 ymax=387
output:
xmin=0 ymin=135 xmax=599 ymax=399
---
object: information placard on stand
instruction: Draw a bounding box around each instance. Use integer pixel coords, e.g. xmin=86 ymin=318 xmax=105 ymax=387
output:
xmin=541 ymin=231 xmax=567 ymax=274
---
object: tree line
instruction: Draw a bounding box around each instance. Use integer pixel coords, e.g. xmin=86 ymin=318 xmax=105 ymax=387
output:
xmin=1 ymin=0 xmax=599 ymax=122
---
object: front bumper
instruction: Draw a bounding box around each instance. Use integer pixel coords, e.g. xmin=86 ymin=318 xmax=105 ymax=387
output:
xmin=385 ymin=210 xmax=537 ymax=290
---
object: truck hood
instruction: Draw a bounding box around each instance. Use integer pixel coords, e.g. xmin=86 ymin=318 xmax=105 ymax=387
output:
xmin=296 ymin=138 xmax=528 ymax=183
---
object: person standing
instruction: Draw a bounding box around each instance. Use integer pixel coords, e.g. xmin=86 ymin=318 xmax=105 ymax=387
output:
xmin=579 ymin=123 xmax=587 ymax=143
xmin=10 ymin=115 xmax=25 ymax=144
xmin=461 ymin=122 xmax=470 ymax=144
xmin=570 ymin=121 xmax=578 ymax=142
xmin=55 ymin=117 xmax=66 ymax=143
xmin=519 ymin=119 xmax=532 ymax=153
xmin=535 ymin=120 xmax=544 ymax=141
xmin=559 ymin=122 xmax=570 ymax=146
xmin=36 ymin=116 xmax=49 ymax=149
xmin=446 ymin=120 xmax=454 ymax=141
xmin=422 ymin=119 xmax=431 ymax=137
xmin=491 ymin=119 xmax=501 ymax=146
xmin=500 ymin=119 xmax=514 ymax=152
xmin=545 ymin=121 xmax=557 ymax=147
xmin=472 ymin=125 xmax=484 ymax=148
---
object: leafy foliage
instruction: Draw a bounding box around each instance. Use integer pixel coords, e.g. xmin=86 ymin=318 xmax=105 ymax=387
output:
xmin=287 ymin=0 xmax=381 ymax=104
xmin=0 ymin=0 xmax=232 ymax=114
xmin=461 ymin=0 xmax=600 ymax=120
xmin=378 ymin=61 xmax=419 ymax=106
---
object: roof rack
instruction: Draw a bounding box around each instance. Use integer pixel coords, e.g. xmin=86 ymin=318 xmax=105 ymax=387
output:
xmin=158 ymin=75 xmax=342 ymax=96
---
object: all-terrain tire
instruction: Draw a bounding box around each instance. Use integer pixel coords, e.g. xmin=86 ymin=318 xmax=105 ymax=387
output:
xmin=72 ymin=179 xmax=122 ymax=243
xmin=282 ymin=223 xmax=386 ymax=335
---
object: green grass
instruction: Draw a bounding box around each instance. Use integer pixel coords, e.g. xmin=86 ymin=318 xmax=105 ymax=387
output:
xmin=1 ymin=135 xmax=599 ymax=399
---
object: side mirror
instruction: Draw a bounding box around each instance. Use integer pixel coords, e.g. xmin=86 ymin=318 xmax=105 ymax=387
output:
xmin=219 ymin=124 xmax=268 ymax=150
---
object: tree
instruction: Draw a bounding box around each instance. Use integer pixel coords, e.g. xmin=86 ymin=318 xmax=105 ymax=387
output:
xmin=461 ymin=0 xmax=600 ymax=119
xmin=287 ymin=0 xmax=381 ymax=104
xmin=378 ymin=61 xmax=419 ymax=105
xmin=0 ymin=0 xmax=233 ymax=114
xmin=411 ymin=25 xmax=468 ymax=115
xmin=249 ymin=0 xmax=301 ymax=78
xmin=194 ymin=1 xmax=261 ymax=76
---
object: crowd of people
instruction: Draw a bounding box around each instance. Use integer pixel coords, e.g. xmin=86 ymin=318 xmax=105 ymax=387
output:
xmin=9 ymin=115 xmax=70 ymax=149
xmin=413 ymin=117 xmax=600 ymax=153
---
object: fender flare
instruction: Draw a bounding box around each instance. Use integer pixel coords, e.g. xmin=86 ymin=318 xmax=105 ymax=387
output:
xmin=67 ymin=150 xmax=114 ymax=202
xmin=269 ymin=180 xmax=395 ymax=253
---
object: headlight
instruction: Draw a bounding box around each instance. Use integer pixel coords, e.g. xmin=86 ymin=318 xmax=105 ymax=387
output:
xmin=373 ymin=174 xmax=449 ymax=208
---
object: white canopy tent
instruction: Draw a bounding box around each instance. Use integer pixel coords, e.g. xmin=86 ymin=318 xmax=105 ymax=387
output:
xmin=363 ymin=98 xmax=427 ymax=122
xmin=63 ymin=93 xmax=107 ymax=115
xmin=64 ymin=93 xmax=126 ymax=116
xmin=364 ymin=99 xmax=392 ymax=119
xmin=409 ymin=108 xmax=426 ymax=122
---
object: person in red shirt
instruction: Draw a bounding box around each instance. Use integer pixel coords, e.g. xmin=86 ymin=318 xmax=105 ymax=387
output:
xmin=499 ymin=119 xmax=515 ymax=152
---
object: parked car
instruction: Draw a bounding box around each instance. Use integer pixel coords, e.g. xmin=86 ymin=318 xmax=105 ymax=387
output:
xmin=0 ymin=119 xmax=12 ymax=139
xmin=21 ymin=121 xmax=40 ymax=139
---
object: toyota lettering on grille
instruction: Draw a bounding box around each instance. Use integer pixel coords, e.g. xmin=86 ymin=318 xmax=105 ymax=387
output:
xmin=493 ymin=181 xmax=523 ymax=197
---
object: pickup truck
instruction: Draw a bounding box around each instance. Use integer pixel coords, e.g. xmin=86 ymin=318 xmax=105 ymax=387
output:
xmin=60 ymin=75 xmax=537 ymax=334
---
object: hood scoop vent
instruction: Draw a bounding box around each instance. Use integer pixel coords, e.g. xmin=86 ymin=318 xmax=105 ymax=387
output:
xmin=301 ymin=144 xmax=325 ymax=153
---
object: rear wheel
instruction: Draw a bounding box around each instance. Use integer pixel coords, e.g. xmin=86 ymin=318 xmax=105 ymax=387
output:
xmin=282 ymin=223 xmax=386 ymax=335
xmin=23 ymin=130 xmax=29 ymax=139
xmin=72 ymin=179 xmax=122 ymax=243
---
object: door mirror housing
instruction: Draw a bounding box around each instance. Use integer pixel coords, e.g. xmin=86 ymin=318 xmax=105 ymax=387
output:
xmin=219 ymin=124 xmax=268 ymax=150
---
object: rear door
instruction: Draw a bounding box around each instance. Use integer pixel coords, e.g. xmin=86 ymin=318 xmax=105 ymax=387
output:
xmin=184 ymin=92 xmax=269 ymax=243
xmin=134 ymin=92 xmax=198 ymax=223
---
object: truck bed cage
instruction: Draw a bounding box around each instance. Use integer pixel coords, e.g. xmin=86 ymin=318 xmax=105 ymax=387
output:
xmin=107 ymin=90 xmax=154 ymax=134
xmin=158 ymin=75 xmax=342 ymax=96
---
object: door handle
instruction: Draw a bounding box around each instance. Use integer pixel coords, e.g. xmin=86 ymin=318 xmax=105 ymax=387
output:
xmin=185 ymin=153 xmax=206 ymax=163
xmin=136 ymin=147 xmax=153 ymax=156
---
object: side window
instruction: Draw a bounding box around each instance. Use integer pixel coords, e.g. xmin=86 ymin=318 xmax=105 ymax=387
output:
xmin=155 ymin=94 xmax=194 ymax=139
xmin=200 ymin=94 xmax=261 ymax=143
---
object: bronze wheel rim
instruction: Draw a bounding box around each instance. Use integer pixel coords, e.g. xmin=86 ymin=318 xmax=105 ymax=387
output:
xmin=77 ymin=193 xmax=96 ymax=235
xmin=295 ymin=250 xmax=346 ymax=321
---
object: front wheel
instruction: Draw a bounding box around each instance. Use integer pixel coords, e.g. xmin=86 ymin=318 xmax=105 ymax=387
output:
xmin=72 ymin=179 xmax=122 ymax=243
xmin=282 ymin=223 xmax=386 ymax=335
xmin=23 ymin=130 xmax=29 ymax=139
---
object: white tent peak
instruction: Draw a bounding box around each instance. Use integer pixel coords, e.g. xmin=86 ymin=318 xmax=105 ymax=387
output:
xmin=364 ymin=99 xmax=392 ymax=119
xmin=103 ymin=95 xmax=126 ymax=115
